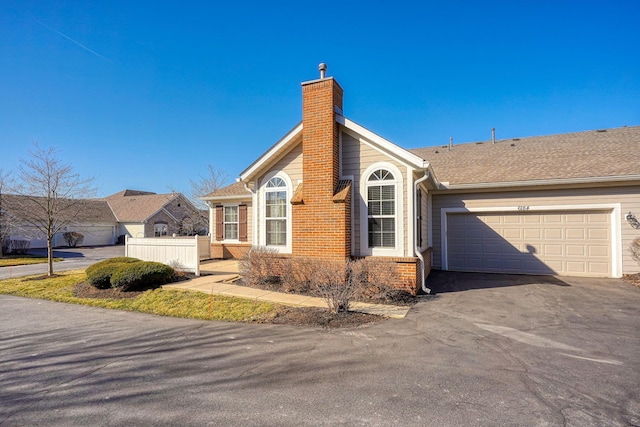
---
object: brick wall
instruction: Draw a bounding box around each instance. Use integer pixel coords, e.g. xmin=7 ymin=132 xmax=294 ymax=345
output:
xmin=211 ymin=243 xmax=251 ymax=260
xmin=292 ymin=77 xmax=351 ymax=261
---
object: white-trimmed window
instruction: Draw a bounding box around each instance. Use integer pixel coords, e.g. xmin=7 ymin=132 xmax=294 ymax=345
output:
xmin=360 ymin=162 xmax=403 ymax=257
xmin=154 ymin=223 xmax=168 ymax=237
xmin=367 ymin=169 xmax=396 ymax=248
xmin=224 ymin=206 xmax=239 ymax=240
xmin=265 ymin=177 xmax=287 ymax=246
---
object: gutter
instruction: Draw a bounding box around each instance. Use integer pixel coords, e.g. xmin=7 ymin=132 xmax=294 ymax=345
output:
xmin=437 ymin=174 xmax=640 ymax=191
xmin=414 ymin=170 xmax=431 ymax=294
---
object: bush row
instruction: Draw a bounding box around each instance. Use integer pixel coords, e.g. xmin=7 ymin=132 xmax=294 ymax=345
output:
xmin=239 ymin=246 xmax=409 ymax=313
xmin=1 ymin=239 xmax=31 ymax=255
xmin=86 ymin=257 xmax=175 ymax=292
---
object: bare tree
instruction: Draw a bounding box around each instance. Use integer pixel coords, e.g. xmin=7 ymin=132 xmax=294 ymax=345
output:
xmin=12 ymin=143 xmax=96 ymax=275
xmin=0 ymin=169 xmax=13 ymax=258
xmin=188 ymin=164 xmax=228 ymax=209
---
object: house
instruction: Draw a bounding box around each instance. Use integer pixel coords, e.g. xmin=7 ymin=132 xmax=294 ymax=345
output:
xmin=3 ymin=194 xmax=118 ymax=249
xmin=2 ymin=190 xmax=207 ymax=250
xmin=105 ymin=190 xmax=207 ymax=240
xmin=202 ymin=64 xmax=640 ymax=293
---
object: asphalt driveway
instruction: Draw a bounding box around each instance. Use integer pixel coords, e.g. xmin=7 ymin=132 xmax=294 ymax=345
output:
xmin=0 ymin=245 xmax=125 ymax=279
xmin=1 ymin=271 xmax=639 ymax=426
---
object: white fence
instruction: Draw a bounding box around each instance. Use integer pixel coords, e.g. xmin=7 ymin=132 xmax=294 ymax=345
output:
xmin=125 ymin=235 xmax=211 ymax=276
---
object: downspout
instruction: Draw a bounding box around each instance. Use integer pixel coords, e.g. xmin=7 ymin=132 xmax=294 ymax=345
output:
xmin=414 ymin=170 xmax=431 ymax=294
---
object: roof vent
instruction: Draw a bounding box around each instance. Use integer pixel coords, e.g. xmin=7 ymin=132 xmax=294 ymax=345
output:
xmin=512 ymin=138 xmax=520 ymax=141
xmin=319 ymin=63 xmax=327 ymax=79
xmin=476 ymin=142 xmax=483 ymax=145
xmin=596 ymin=129 xmax=607 ymax=133
xmin=510 ymin=143 xmax=516 ymax=147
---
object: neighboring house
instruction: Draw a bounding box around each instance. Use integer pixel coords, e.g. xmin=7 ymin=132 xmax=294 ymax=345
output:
xmin=202 ymin=66 xmax=640 ymax=292
xmin=105 ymin=190 xmax=207 ymax=240
xmin=2 ymin=190 xmax=207 ymax=250
xmin=3 ymin=194 xmax=118 ymax=249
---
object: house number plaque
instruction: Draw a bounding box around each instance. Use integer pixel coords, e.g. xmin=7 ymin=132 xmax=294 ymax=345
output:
xmin=517 ymin=206 xmax=530 ymax=211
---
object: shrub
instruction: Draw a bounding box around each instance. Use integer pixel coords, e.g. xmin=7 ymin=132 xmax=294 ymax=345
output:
xmin=631 ymin=237 xmax=640 ymax=265
xmin=63 ymin=231 xmax=84 ymax=247
xmin=1 ymin=238 xmax=9 ymax=255
xmin=351 ymin=258 xmax=404 ymax=302
xmin=281 ymin=257 xmax=315 ymax=294
xmin=312 ymin=259 xmax=357 ymax=314
xmin=10 ymin=239 xmax=30 ymax=255
xmin=240 ymin=246 xmax=283 ymax=287
xmin=110 ymin=261 xmax=175 ymax=292
xmin=86 ymin=257 xmax=141 ymax=289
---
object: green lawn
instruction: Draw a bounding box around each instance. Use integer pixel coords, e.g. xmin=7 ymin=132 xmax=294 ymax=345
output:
xmin=0 ymin=270 xmax=276 ymax=322
xmin=0 ymin=255 xmax=63 ymax=267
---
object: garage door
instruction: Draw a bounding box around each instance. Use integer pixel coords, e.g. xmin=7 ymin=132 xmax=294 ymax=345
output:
xmin=63 ymin=226 xmax=114 ymax=246
xmin=446 ymin=211 xmax=611 ymax=276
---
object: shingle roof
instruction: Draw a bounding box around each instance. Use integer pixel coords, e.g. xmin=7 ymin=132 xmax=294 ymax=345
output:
xmin=105 ymin=190 xmax=177 ymax=222
xmin=202 ymin=181 xmax=250 ymax=199
xmin=3 ymin=195 xmax=117 ymax=224
xmin=409 ymin=126 xmax=640 ymax=186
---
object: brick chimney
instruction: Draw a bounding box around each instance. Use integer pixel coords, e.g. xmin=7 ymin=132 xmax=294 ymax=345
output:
xmin=292 ymin=64 xmax=351 ymax=260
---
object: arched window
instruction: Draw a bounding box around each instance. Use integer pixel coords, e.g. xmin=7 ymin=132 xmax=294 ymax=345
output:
xmin=264 ymin=176 xmax=287 ymax=246
xmin=367 ymin=169 xmax=396 ymax=248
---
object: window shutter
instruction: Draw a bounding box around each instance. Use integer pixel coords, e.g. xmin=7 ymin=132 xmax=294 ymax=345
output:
xmin=215 ymin=206 xmax=224 ymax=241
xmin=239 ymin=204 xmax=248 ymax=242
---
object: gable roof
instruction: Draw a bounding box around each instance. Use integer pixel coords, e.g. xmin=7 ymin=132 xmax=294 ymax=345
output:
xmin=3 ymin=194 xmax=117 ymax=224
xmin=105 ymin=190 xmax=179 ymax=222
xmin=410 ymin=125 xmax=640 ymax=188
xmin=201 ymin=181 xmax=251 ymax=200
xmin=238 ymin=116 xmax=431 ymax=184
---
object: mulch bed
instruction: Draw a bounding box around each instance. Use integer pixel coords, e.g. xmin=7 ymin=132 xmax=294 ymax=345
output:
xmin=252 ymin=305 xmax=383 ymax=329
xmin=73 ymin=281 xmax=382 ymax=328
xmin=74 ymin=282 xmax=150 ymax=299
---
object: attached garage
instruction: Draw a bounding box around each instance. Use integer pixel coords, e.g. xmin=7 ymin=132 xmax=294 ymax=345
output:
xmin=441 ymin=205 xmax=621 ymax=278
xmin=63 ymin=226 xmax=115 ymax=247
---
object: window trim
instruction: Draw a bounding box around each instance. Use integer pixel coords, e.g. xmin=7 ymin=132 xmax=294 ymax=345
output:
xmin=154 ymin=222 xmax=168 ymax=237
xmin=222 ymin=205 xmax=239 ymax=242
xmin=259 ymin=171 xmax=292 ymax=253
xmin=359 ymin=162 xmax=404 ymax=257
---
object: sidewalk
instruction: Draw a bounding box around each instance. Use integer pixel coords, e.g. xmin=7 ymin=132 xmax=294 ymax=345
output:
xmin=163 ymin=260 xmax=410 ymax=319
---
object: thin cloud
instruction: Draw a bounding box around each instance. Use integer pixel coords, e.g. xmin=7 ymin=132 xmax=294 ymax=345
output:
xmin=34 ymin=18 xmax=112 ymax=63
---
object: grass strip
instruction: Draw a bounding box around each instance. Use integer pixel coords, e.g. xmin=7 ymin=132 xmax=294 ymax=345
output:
xmin=0 ymin=270 xmax=275 ymax=322
xmin=0 ymin=256 xmax=63 ymax=267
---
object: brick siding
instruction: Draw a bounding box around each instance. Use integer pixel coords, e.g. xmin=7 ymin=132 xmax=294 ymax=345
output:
xmin=292 ymin=77 xmax=351 ymax=261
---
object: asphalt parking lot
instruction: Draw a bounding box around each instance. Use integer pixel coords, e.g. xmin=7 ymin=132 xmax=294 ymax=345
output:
xmin=1 ymin=268 xmax=639 ymax=426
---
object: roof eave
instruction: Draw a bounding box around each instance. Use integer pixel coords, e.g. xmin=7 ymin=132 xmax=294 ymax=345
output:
xmin=339 ymin=116 xmax=427 ymax=170
xmin=438 ymin=174 xmax=640 ymax=191
xmin=239 ymin=122 xmax=303 ymax=182
xmin=200 ymin=194 xmax=252 ymax=202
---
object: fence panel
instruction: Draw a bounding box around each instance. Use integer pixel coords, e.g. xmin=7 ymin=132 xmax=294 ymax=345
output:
xmin=125 ymin=235 xmax=210 ymax=276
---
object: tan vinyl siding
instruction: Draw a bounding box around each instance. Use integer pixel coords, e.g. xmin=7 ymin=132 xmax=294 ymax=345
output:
xmin=419 ymin=184 xmax=429 ymax=251
xmin=341 ymin=131 xmax=409 ymax=256
xmin=268 ymin=143 xmax=303 ymax=184
xmin=119 ymin=223 xmax=144 ymax=238
xmin=431 ymin=184 xmax=640 ymax=275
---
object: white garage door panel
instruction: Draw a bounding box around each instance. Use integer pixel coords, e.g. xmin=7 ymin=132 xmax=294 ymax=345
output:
xmin=66 ymin=226 xmax=114 ymax=246
xmin=447 ymin=211 xmax=611 ymax=276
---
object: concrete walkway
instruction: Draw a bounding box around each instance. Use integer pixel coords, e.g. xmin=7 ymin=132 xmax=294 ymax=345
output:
xmin=163 ymin=259 xmax=410 ymax=319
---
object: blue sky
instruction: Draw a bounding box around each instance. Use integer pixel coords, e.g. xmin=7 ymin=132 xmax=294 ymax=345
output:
xmin=1 ymin=1 xmax=638 ymax=197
